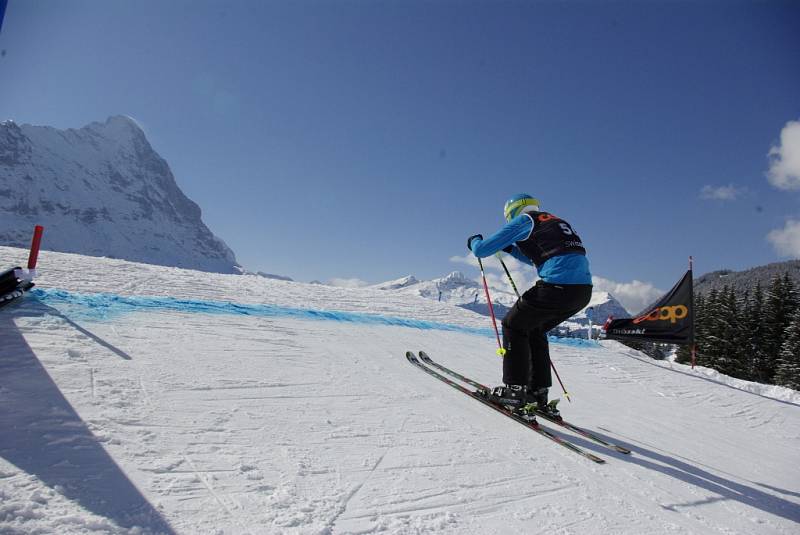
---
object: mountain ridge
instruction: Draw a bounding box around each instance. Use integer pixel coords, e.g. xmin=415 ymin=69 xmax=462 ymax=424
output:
xmin=695 ymin=260 xmax=800 ymax=295
xmin=0 ymin=116 xmax=240 ymax=273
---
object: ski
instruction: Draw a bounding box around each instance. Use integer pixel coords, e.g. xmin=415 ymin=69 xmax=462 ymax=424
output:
xmin=406 ymin=351 xmax=606 ymax=464
xmin=418 ymin=351 xmax=631 ymax=455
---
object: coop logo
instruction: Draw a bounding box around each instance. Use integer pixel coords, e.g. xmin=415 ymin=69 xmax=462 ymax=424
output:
xmin=632 ymin=305 xmax=688 ymax=324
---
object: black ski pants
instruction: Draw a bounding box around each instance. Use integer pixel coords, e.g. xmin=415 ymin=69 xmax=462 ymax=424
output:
xmin=501 ymin=281 xmax=593 ymax=389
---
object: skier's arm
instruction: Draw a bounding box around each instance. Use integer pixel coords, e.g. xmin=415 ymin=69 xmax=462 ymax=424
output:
xmin=470 ymin=215 xmax=533 ymax=258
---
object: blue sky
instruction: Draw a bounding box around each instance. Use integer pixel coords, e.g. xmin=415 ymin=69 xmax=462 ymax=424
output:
xmin=1 ymin=1 xmax=799 ymax=310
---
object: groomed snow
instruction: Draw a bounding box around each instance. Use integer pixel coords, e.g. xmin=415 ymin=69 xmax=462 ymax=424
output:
xmin=1 ymin=246 xmax=798 ymax=534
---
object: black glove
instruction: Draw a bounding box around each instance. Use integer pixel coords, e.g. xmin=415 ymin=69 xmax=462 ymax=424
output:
xmin=502 ymin=245 xmax=514 ymax=254
xmin=467 ymin=234 xmax=483 ymax=252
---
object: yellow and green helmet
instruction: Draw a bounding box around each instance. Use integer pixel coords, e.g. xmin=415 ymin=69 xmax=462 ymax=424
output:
xmin=503 ymin=193 xmax=540 ymax=222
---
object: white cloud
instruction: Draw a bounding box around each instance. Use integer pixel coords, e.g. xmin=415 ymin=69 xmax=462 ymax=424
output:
xmin=449 ymin=254 xmax=479 ymax=268
xmin=767 ymin=119 xmax=800 ymax=190
xmin=699 ymin=184 xmax=743 ymax=201
xmin=767 ymin=219 xmax=800 ymax=259
xmin=327 ymin=277 xmax=370 ymax=288
xmin=492 ymin=255 xmax=538 ymax=294
xmin=591 ymin=276 xmax=664 ymax=315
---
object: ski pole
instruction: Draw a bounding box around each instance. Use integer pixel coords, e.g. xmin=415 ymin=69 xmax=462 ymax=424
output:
xmin=495 ymin=253 xmax=572 ymax=402
xmin=477 ymin=256 xmax=506 ymax=357
xmin=495 ymin=252 xmax=520 ymax=296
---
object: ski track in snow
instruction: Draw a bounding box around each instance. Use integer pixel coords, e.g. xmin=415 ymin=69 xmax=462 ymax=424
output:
xmin=0 ymin=246 xmax=799 ymax=535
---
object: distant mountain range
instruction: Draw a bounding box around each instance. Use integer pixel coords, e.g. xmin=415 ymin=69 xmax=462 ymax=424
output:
xmin=0 ymin=116 xmax=240 ymax=273
xmin=367 ymin=259 xmax=800 ymax=330
xmin=695 ymin=260 xmax=800 ymax=295
xmin=370 ymin=270 xmax=630 ymax=335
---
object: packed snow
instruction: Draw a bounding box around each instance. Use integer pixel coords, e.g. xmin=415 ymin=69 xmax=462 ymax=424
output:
xmin=1 ymin=245 xmax=798 ymax=534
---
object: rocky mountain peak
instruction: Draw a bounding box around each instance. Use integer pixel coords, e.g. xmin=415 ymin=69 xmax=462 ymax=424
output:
xmin=0 ymin=116 xmax=240 ymax=273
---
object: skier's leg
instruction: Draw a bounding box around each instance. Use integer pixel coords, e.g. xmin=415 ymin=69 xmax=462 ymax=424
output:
xmin=523 ymin=283 xmax=594 ymax=392
xmin=486 ymin=293 xmax=545 ymax=408
xmin=528 ymin=330 xmax=552 ymax=390
xmin=500 ymin=309 xmax=531 ymax=386
xmin=503 ymin=282 xmax=565 ymax=387
xmin=499 ymin=282 xmax=592 ymax=408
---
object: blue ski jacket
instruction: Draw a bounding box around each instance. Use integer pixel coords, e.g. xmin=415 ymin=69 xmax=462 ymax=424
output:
xmin=470 ymin=214 xmax=592 ymax=285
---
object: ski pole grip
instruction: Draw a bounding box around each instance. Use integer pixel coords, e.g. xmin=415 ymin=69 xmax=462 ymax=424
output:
xmin=27 ymin=225 xmax=44 ymax=270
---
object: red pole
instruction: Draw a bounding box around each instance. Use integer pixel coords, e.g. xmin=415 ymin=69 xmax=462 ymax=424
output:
xmin=27 ymin=225 xmax=44 ymax=270
xmin=477 ymin=257 xmax=506 ymax=357
xmin=689 ymin=255 xmax=695 ymax=369
xmin=549 ymin=361 xmax=571 ymax=402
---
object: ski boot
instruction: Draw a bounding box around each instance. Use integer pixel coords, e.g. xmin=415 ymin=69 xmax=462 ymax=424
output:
xmin=485 ymin=384 xmax=527 ymax=410
xmin=525 ymin=387 xmax=562 ymax=420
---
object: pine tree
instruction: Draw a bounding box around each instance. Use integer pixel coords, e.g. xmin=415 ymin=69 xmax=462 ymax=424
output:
xmin=741 ymin=284 xmax=766 ymax=381
xmin=762 ymin=275 xmax=793 ymax=383
xmin=675 ymin=340 xmax=692 ymax=363
xmin=700 ymin=288 xmax=723 ymax=369
xmin=729 ymin=288 xmax=752 ymax=380
xmin=774 ymin=308 xmax=800 ymax=390
xmin=783 ymin=272 xmax=799 ymax=321
xmin=684 ymin=273 xmax=799 ymax=387
xmin=694 ymin=290 xmax=715 ymax=367
xmin=695 ymin=291 xmax=707 ymax=364
xmin=676 ymin=292 xmax=703 ymax=365
xmin=712 ymin=286 xmax=744 ymax=377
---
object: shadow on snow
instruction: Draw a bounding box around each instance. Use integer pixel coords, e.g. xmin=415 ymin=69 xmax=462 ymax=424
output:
xmin=564 ymin=427 xmax=800 ymax=524
xmin=0 ymin=298 xmax=173 ymax=533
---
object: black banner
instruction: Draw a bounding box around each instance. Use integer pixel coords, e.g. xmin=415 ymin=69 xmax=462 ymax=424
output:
xmin=604 ymin=269 xmax=694 ymax=345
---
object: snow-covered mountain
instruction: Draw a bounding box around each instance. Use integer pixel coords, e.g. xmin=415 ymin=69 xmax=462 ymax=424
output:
xmin=372 ymin=271 xmax=630 ymax=334
xmin=371 ymin=271 xmax=514 ymax=319
xmin=557 ymin=290 xmax=632 ymax=337
xmin=371 ymin=270 xmax=514 ymax=305
xmin=0 ymin=116 xmax=240 ymax=273
xmin=370 ymin=275 xmax=420 ymax=291
xmin=583 ymin=290 xmax=632 ymax=321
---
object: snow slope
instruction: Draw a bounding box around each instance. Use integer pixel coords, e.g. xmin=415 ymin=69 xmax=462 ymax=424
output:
xmin=1 ymin=245 xmax=799 ymax=535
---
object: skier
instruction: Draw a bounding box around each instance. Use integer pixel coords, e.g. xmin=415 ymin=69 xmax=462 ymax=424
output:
xmin=467 ymin=194 xmax=592 ymax=415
